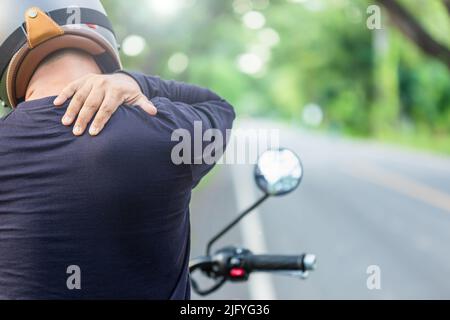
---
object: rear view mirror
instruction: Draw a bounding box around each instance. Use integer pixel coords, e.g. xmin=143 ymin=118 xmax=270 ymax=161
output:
xmin=254 ymin=149 xmax=303 ymax=196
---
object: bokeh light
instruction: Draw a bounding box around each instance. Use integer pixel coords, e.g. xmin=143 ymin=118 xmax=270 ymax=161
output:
xmin=302 ymin=103 xmax=324 ymax=127
xmin=232 ymin=0 xmax=253 ymax=14
xmin=168 ymin=52 xmax=190 ymax=74
xmin=258 ymin=28 xmax=280 ymax=47
xmin=242 ymin=11 xmax=266 ymax=30
xmin=237 ymin=53 xmax=264 ymax=75
xmin=122 ymin=35 xmax=146 ymax=57
xmin=147 ymin=0 xmax=196 ymax=17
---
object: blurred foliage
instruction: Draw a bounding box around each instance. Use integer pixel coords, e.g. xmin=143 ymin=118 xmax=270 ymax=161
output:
xmin=103 ymin=0 xmax=449 ymax=152
xmin=2 ymin=0 xmax=449 ymax=153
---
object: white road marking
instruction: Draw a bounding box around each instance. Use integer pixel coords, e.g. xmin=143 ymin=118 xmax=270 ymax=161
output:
xmin=232 ymin=164 xmax=277 ymax=300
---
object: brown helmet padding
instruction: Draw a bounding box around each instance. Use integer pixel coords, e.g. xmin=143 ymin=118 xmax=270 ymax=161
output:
xmin=6 ymin=27 xmax=121 ymax=107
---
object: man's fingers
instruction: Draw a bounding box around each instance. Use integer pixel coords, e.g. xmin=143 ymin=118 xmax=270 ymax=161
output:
xmin=62 ymin=83 xmax=92 ymax=126
xmin=72 ymin=90 xmax=105 ymax=136
xmin=136 ymin=96 xmax=157 ymax=116
xmin=88 ymin=93 xmax=122 ymax=136
xmin=56 ymin=74 xmax=154 ymax=136
xmin=54 ymin=78 xmax=84 ymax=106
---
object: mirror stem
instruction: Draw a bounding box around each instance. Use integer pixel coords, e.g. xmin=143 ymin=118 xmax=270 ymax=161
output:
xmin=206 ymin=194 xmax=270 ymax=256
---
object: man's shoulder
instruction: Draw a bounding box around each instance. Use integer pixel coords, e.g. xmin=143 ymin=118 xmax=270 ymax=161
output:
xmin=93 ymin=104 xmax=175 ymax=152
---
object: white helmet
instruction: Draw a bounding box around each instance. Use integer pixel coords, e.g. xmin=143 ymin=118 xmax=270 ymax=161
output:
xmin=0 ymin=0 xmax=122 ymax=110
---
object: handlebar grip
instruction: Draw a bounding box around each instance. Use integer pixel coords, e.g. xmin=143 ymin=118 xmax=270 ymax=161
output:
xmin=245 ymin=254 xmax=316 ymax=271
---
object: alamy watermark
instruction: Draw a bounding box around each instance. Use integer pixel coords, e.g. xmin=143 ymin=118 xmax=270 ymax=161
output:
xmin=66 ymin=6 xmax=81 ymax=25
xmin=366 ymin=5 xmax=382 ymax=30
xmin=66 ymin=265 xmax=81 ymax=290
xmin=170 ymin=121 xmax=280 ymax=165
xmin=366 ymin=265 xmax=381 ymax=290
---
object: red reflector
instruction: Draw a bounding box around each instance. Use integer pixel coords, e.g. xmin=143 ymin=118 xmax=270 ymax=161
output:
xmin=230 ymin=268 xmax=246 ymax=278
xmin=85 ymin=23 xmax=98 ymax=29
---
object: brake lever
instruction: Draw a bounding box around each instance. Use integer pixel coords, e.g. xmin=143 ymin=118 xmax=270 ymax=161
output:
xmin=190 ymin=256 xmax=228 ymax=296
xmin=190 ymin=275 xmax=227 ymax=296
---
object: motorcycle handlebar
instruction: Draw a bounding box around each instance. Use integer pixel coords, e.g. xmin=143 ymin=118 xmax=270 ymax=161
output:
xmin=189 ymin=249 xmax=317 ymax=295
xmin=245 ymin=254 xmax=317 ymax=272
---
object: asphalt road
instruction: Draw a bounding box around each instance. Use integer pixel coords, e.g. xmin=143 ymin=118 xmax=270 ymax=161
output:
xmin=190 ymin=120 xmax=450 ymax=300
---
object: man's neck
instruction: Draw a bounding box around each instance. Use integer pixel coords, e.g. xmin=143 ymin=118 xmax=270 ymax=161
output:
xmin=26 ymin=52 xmax=102 ymax=101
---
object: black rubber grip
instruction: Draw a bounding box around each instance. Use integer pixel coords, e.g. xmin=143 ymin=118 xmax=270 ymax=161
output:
xmin=245 ymin=254 xmax=306 ymax=271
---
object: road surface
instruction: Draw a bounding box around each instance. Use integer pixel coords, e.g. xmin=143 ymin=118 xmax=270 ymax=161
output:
xmin=190 ymin=120 xmax=450 ymax=300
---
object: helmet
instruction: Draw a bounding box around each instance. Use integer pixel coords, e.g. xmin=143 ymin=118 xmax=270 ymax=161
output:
xmin=0 ymin=0 xmax=122 ymax=111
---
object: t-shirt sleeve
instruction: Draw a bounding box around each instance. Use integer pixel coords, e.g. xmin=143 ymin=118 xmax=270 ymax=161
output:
xmin=124 ymin=71 xmax=236 ymax=188
xmin=120 ymin=70 xmax=224 ymax=105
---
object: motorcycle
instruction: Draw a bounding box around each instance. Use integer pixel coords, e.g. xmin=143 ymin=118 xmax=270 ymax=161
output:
xmin=189 ymin=148 xmax=317 ymax=296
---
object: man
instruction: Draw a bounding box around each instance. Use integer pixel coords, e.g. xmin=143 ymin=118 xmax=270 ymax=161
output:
xmin=0 ymin=2 xmax=235 ymax=299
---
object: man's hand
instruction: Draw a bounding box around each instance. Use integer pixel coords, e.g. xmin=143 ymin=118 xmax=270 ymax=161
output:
xmin=53 ymin=73 xmax=157 ymax=136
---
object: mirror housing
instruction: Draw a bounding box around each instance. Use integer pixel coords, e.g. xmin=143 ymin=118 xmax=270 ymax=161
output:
xmin=254 ymin=148 xmax=303 ymax=196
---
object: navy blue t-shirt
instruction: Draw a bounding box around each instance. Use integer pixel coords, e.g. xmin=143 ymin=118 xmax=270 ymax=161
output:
xmin=0 ymin=73 xmax=235 ymax=299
